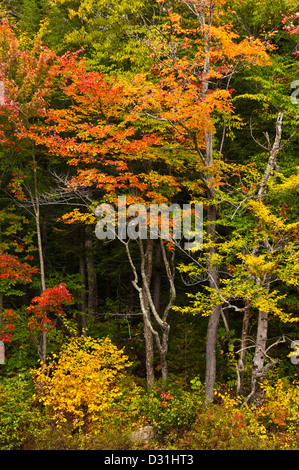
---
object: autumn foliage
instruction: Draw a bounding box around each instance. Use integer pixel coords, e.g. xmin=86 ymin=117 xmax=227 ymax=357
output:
xmin=27 ymin=283 xmax=73 ymax=331
xmin=33 ymin=336 xmax=133 ymax=430
xmin=0 ymin=0 xmax=298 ymax=451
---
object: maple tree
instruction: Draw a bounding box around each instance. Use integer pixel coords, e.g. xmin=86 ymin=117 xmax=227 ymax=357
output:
xmin=0 ymin=20 xmax=84 ymax=362
xmin=30 ymin=61 xmax=181 ymax=383
xmin=172 ymin=1 xmax=299 ymax=402
xmin=124 ymin=0 xmax=274 ymax=400
xmin=0 ymin=207 xmax=38 ymax=342
xmin=27 ymin=283 xmax=74 ymax=362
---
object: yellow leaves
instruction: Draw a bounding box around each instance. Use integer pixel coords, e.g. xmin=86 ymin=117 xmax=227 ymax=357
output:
xmin=248 ymin=200 xmax=285 ymax=230
xmin=238 ymin=252 xmax=277 ymax=279
xmin=60 ymin=208 xmax=97 ymax=225
xmin=32 ymin=336 xmax=133 ymax=429
xmin=273 ymin=167 xmax=299 ymax=193
xmin=248 ymin=200 xmax=299 ymax=241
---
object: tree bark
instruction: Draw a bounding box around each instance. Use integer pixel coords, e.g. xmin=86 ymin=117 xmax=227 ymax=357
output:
xmin=237 ymin=303 xmax=251 ymax=396
xmin=31 ymin=152 xmax=47 ymax=365
xmin=249 ymin=308 xmax=268 ymax=404
xmin=153 ymin=240 xmax=161 ymax=313
xmin=85 ymin=224 xmax=98 ymax=317
xmin=143 ymin=293 xmax=155 ymax=386
xmin=204 ymin=162 xmax=222 ymax=402
xmin=79 ymin=253 xmax=87 ymax=336
xmin=124 ymin=235 xmax=175 ymax=385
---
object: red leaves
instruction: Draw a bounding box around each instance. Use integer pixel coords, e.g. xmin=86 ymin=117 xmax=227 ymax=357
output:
xmin=0 ymin=20 xmax=82 ymax=147
xmin=161 ymin=390 xmax=173 ymax=407
xmin=282 ymin=12 xmax=299 ymax=35
xmin=27 ymin=283 xmax=74 ymax=331
xmin=282 ymin=11 xmax=299 ymax=56
xmin=0 ymin=252 xmax=37 ymax=283
xmin=0 ymin=309 xmax=17 ymax=342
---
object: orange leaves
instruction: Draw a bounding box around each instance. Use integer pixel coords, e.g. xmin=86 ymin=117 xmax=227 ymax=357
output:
xmin=209 ymin=24 xmax=271 ymax=65
xmin=60 ymin=208 xmax=97 ymax=225
xmin=0 ymin=252 xmax=37 ymax=283
xmin=126 ymin=4 xmax=271 ymax=162
xmin=0 ymin=21 xmax=83 ymax=154
xmin=32 ymin=66 xmax=162 ymax=179
xmin=7 ymin=173 xmax=28 ymax=201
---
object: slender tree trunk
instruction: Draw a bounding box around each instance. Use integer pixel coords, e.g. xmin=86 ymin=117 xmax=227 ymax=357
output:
xmin=85 ymin=224 xmax=98 ymax=317
xmin=153 ymin=240 xmax=161 ymax=313
xmin=245 ymin=111 xmax=285 ymax=404
xmin=79 ymin=253 xmax=87 ymax=336
xmin=196 ymin=2 xmax=222 ymax=402
xmin=36 ymin=213 xmax=47 ymax=364
xmin=142 ymin=238 xmax=155 ymax=386
xmin=249 ymin=308 xmax=269 ymax=404
xmin=237 ymin=303 xmax=251 ymax=396
xmin=32 ymin=159 xmax=47 ymax=365
xmin=143 ymin=293 xmax=155 ymax=386
xmin=124 ymin=236 xmax=175 ymax=386
xmin=205 ymin=173 xmax=221 ymax=402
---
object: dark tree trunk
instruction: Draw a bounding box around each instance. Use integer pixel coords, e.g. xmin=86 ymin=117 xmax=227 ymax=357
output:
xmin=85 ymin=224 xmax=98 ymax=317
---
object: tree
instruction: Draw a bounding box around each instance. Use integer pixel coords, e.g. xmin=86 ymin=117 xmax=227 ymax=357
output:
xmin=40 ymin=0 xmax=148 ymax=72
xmin=0 ymin=208 xmax=37 ymax=342
xmin=27 ymin=48 xmax=184 ymax=384
xmin=176 ymin=43 xmax=299 ymax=403
xmin=27 ymin=283 xmax=74 ymax=363
xmin=126 ymin=0 xmax=271 ymax=400
xmin=0 ymin=19 xmax=82 ymax=361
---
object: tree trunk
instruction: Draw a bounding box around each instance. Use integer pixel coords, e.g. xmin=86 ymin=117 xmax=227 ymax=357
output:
xmin=124 ymin=236 xmax=175 ymax=386
xmin=153 ymin=240 xmax=161 ymax=313
xmin=143 ymin=292 xmax=155 ymax=386
xmin=142 ymin=238 xmax=155 ymax=386
xmin=237 ymin=304 xmax=251 ymax=396
xmin=199 ymin=2 xmax=221 ymax=401
xmin=79 ymin=253 xmax=87 ymax=336
xmin=205 ymin=306 xmax=221 ymax=402
xmin=85 ymin=224 xmax=98 ymax=317
xmin=249 ymin=309 xmax=268 ymax=404
xmin=32 ymin=161 xmax=47 ymax=364
xmin=205 ymin=190 xmax=221 ymax=402
xmin=245 ymin=111 xmax=285 ymax=404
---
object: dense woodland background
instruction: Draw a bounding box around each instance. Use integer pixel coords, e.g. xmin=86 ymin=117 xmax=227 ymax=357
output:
xmin=0 ymin=0 xmax=299 ymax=450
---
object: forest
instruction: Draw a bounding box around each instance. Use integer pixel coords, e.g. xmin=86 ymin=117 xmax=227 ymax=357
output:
xmin=0 ymin=0 xmax=298 ymax=452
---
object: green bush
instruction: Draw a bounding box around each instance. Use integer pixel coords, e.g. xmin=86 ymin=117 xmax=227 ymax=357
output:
xmin=176 ymin=404 xmax=275 ymax=450
xmin=132 ymin=378 xmax=205 ymax=441
xmin=29 ymin=422 xmax=133 ymax=450
xmin=0 ymin=374 xmax=45 ymax=450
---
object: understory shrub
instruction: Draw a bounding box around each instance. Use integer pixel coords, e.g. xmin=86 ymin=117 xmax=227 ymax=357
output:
xmin=175 ymin=379 xmax=299 ymax=450
xmin=131 ymin=377 xmax=205 ymax=441
xmin=32 ymin=335 xmax=137 ymax=431
xmin=0 ymin=374 xmax=45 ymax=450
xmin=2 ymin=366 xmax=299 ymax=449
